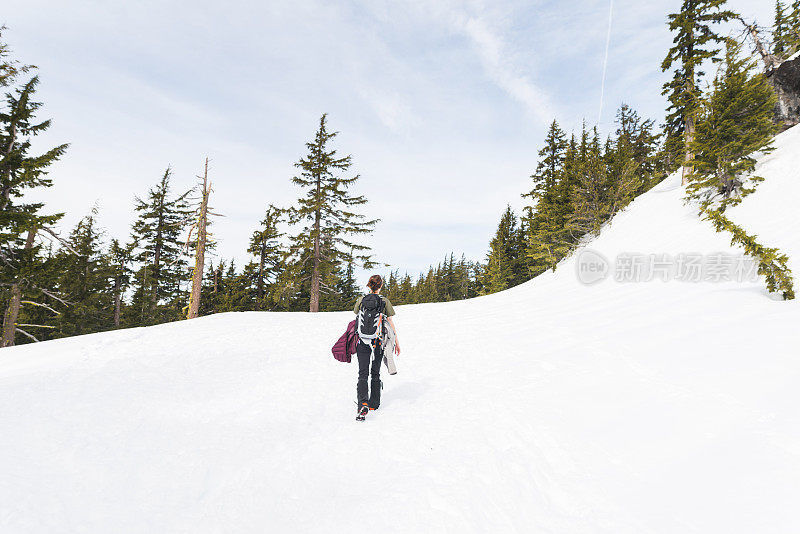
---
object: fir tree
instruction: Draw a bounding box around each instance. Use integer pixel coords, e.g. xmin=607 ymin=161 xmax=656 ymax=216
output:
xmin=661 ymin=0 xmax=736 ymax=185
xmin=246 ymin=205 xmax=284 ymax=311
xmin=660 ymin=70 xmax=688 ymax=172
xmin=288 ymin=114 xmax=378 ymax=312
xmin=0 ymin=77 xmax=68 ymax=247
xmin=522 ymin=120 xmax=567 ymax=213
xmin=129 ymin=167 xmax=192 ymax=325
xmin=687 ymin=41 xmax=778 ymax=207
xmin=484 ymin=206 xmax=520 ymax=294
xmin=527 ymin=129 xmax=583 ymax=274
xmin=611 ymin=104 xmax=660 ymax=195
xmin=521 ymin=120 xmax=568 ymax=278
xmin=54 ymin=208 xmax=113 ymax=337
xmin=0 ymin=76 xmax=68 ymax=347
xmin=214 ymin=260 xmax=251 ymax=312
xmin=0 ymin=26 xmax=34 ymax=89
xmin=108 ymin=238 xmax=134 ymax=328
xmin=789 ymin=1 xmax=800 ymax=52
xmin=774 ymin=0 xmax=788 ymax=57
xmin=398 ymin=273 xmax=413 ymax=305
xmin=569 ymin=128 xmax=638 ymax=237
xmin=687 ymin=42 xmax=792 ymax=299
xmin=333 ymin=247 xmax=360 ymax=310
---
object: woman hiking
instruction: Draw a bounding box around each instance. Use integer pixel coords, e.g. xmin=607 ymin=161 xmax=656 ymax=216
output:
xmin=354 ymin=274 xmax=400 ymax=421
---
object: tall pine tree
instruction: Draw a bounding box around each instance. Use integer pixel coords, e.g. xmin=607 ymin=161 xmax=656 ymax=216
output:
xmin=246 ymin=205 xmax=284 ymax=311
xmin=54 ymin=208 xmax=113 ymax=337
xmin=129 ymin=167 xmax=191 ymax=325
xmin=484 ymin=206 xmax=521 ymax=294
xmin=0 ymin=76 xmax=68 ymax=347
xmin=288 ymin=114 xmax=378 ymax=312
xmin=661 ymin=0 xmax=735 ymax=185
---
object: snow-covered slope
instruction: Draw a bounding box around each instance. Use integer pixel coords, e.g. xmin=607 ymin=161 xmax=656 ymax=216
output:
xmin=2 ymin=127 xmax=800 ymax=533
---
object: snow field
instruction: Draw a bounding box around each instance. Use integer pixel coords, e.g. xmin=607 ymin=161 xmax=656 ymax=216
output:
xmin=1 ymin=126 xmax=800 ymax=532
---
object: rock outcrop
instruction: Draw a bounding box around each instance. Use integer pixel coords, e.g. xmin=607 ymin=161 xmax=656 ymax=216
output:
xmin=769 ymin=54 xmax=800 ymax=129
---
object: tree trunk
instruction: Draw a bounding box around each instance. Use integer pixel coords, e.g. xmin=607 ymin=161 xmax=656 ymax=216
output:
xmin=1 ymin=228 xmax=37 ymax=348
xmin=310 ymin=174 xmax=322 ymax=313
xmin=255 ymin=240 xmax=266 ymax=311
xmin=150 ymin=193 xmax=166 ymax=309
xmin=682 ymin=114 xmax=695 ymax=185
xmin=738 ymin=16 xmax=778 ymax=73
xmin=682 ymin=24 xmax=695 ymax=187
xmin=113 ymin=273 xmax=122 ymax=328
xmin=310 ymin=230 xmax=321 ymax=313
xmin=187 ymin=159 xmax=210 ymax=320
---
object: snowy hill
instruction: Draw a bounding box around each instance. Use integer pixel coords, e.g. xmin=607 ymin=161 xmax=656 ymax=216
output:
xmin=2 ymin=126 xmax=800 ymax=533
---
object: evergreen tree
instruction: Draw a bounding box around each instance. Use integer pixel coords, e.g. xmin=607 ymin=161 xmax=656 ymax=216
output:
xmin=687 ymin=41 xmax=778 ymax=207
xmin=686 ymin=42 xmax=792 ymax=300
xmin=611 ymin=104 xmax=660 ymax=195
xmin=788 ymin=1 xmax=800 ymax=52
xmin=334 ymin=247 xmax=360 ymax=310
xmin=108 ymin=238 xmax=134 ymax=328
xmin=522 ymin=120 xmax=567 ymax=214
xmin=0 ymin=77 xmax=68 ymax=246
xmin=0 ymin=76 xmax=68 ymax=347
xmin=0 ymin=26 xmax=34 ymax=89
xmin=288 ymin=114 xmax=378 ymax=312
xmin=398 ymin=273 xmax=413 ymax=305
xmin=660 ymin=70 xmax=688 ymax=172
xmin=774 ymin=0 xmax=788 ymax=57
xmin=484 ymin=206 xmax=520 ymax=294
xmin=246 ymin=205 xmax=283 ymax=310
xmin=521 ymin=120 xmax=568 ymax=278
xmin=213 ymin=260 xmax=251 ymax=312
xmin=527 ymin=130 xmax=582 ymax=274
xmin=569 ymin=128 xmax=638 ymax=238
xmin=661 ymin=0 xmax=736 ymax=185
xmin=54 ymin=208 xmax=113 ymax=337
xmin=129 ymin=167 xmax=192 ymax=325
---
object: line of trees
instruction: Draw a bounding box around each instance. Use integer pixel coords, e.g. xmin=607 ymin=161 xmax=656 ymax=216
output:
xmin=1 ymin=27 xmax=383 ymax=344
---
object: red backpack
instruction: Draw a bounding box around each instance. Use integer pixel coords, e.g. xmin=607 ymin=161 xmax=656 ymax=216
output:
xmin=331 ymin=320 xmax=358 ymax=362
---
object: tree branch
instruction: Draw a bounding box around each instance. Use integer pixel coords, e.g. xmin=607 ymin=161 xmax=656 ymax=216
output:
xmin=15 ymin=328 xmax=39 ymax=342
xmin=37 ymin=288 xmax=74 ymax=307
xmin=40 ymin=226 xmax=82 ymax=255
xmin=20 ymin=300 xmax=61 ymax=315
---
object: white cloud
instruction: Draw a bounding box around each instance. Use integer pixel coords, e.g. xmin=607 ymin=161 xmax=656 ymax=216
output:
xmin=460 ymin=15 xmax=557 ymax=125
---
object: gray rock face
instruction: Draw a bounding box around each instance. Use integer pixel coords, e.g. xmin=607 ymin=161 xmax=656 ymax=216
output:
xmin=770 ymin=55 xmax=800 ymax=129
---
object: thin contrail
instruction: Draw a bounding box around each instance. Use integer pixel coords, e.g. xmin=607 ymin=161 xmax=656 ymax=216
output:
xmin=598 ymin=0 xmax=614 ymax=126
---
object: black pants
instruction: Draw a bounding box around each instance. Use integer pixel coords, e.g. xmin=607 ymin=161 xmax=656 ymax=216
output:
xmin=356 ymin=340 xmax=383 ymax=408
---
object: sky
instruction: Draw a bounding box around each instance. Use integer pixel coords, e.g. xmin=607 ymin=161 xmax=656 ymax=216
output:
xmin=3 ymin=0 xmax=775 ymax=279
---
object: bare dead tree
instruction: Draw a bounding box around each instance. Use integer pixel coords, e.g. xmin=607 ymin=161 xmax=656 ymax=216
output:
xmin=184 ymin=158 xmax=222 ymax=320
xmin=737 ymin=16 xmax=779 ymax=73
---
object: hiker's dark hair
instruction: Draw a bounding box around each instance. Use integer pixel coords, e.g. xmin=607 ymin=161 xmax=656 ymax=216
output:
xmin=367 ymin=274 xmax=383 ymax=292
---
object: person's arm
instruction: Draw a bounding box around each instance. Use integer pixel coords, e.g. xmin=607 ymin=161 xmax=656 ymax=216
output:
xmin=387 ymin=316 xmax=400 ymax=355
